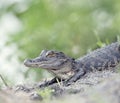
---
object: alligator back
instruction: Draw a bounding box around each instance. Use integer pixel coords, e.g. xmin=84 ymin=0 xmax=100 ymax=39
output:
xmin=77 ymin=42 xmax=120 ymax=71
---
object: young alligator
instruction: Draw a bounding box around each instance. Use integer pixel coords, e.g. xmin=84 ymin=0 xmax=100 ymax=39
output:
xmin=24 ymin=42 xmax=120 ymax=86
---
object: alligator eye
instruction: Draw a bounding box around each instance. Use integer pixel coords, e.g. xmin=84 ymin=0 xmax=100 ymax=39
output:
xmin=46 ymin=51 xmax=56 ymax=57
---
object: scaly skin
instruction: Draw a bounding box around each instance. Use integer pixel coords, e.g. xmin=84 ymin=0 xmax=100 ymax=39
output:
xmin=24 ymin=42 xmax=120 ymax=86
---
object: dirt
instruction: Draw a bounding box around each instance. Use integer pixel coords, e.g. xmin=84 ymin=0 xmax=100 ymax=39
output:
xmin=0 ymin=70 xmax=120 ymax=103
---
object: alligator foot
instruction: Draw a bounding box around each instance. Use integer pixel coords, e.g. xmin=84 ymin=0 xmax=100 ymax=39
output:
xmin=64 ymin=69 xmax=86 ymax=86
xmin=38 ymin=77 xmax=61 ymax=88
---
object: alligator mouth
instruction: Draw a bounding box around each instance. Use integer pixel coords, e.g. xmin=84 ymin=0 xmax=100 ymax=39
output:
xmin=24 ymin=59 xmax=56 ymax=68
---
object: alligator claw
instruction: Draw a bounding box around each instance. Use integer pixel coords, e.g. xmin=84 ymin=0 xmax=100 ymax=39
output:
xmin=15 ymin=85 xmax=33 ymax=92
xmin=64 ymin=82 xmax=71 ymax=86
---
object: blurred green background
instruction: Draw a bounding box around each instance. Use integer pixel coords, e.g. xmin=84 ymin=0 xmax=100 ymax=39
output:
xmin=0 ymin=0 xmax=120 ymax=85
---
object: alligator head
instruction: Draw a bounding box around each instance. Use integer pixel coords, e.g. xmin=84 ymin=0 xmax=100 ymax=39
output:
xmin=24 ymin=50 xmax=76 ymax=79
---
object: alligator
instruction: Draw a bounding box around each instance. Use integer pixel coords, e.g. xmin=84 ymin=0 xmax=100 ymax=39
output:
xmin=24 ymin=42 xmax=120 ymax=86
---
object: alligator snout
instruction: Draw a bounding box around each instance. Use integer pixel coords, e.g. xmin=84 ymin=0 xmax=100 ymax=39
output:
xmin=24 ymin=59 xmax=41 ymax=68
xmin=24 ymin=59 xmax=33 ymax=66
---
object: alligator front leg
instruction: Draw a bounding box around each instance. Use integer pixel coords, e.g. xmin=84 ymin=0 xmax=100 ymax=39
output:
xmin=65 ymin=69 xmax=86 ymax=86
xmin=38 ymin=77 xmax=62 ymax=88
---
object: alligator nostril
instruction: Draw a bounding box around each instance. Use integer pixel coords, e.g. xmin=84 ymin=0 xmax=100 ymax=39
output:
xmin=32 ymin=60 xmax=35 ymax=62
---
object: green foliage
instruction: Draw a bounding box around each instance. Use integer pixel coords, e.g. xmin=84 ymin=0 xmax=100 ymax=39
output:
xmin=36 ymin=87 xmax=54 ymax=101
xmin=10 ymin=0 xmax=120 ymax=55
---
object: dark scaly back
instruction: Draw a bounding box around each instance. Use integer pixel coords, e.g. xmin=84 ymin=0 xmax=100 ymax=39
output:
xmin=77 ymin=42 xmax=120 ymax=71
